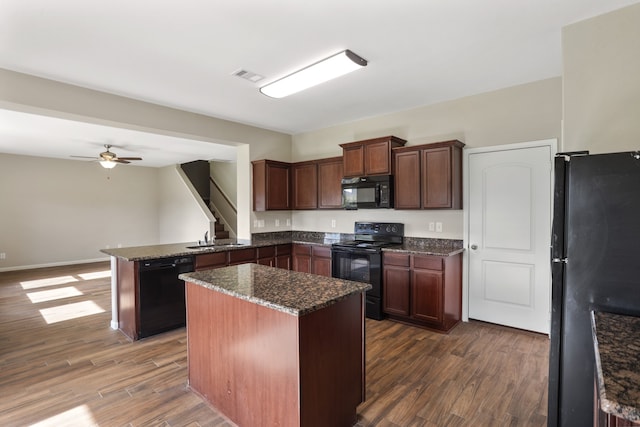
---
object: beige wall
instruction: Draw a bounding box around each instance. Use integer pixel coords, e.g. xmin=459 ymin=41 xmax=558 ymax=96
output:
xmin=286 ymin=78 xmax=563 ymax=238
xmin=562 ymin=3 xmax=640 ymax=153
xmin=0 ymin=153 xmax=160 ymax=270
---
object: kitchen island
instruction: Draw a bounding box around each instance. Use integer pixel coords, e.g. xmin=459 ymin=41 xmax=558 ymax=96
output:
xmin=179 ymin=263 xmax=371 ymax=427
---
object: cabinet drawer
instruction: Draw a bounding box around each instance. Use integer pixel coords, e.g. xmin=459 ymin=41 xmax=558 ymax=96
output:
xmin=276 ymin=244 xmax=291 ymax=256
xmin=293 ymin=244 xmax=312 ymax=256
xmin=256 ymin=246 xmax=276 ymax=259
xmin=383 ymin=252 xmax=410 ymax=267
xmin=413 ymin=255 xmax=443 ymax=271
xmin=312 ymin=245 xmax=331 ymax=258
xmin=228 ymin=248 xmax=257 ymax=264
xmin=195 ymin=252 xmax=227 ymax=270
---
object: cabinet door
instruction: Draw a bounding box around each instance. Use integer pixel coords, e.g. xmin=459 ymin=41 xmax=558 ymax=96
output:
xmin=276 ymin=255 xmax=291 ymax=270
xmin=311 ymin=246 xmax=332 ymax=277
xmin=383 ymin=265 xmax=411 ymax=316
xmin=412 ymin=268 xmax=443 ymax=324
xmin=317 ymin=158 xmax=344 ymax=209
xmin=365 ymin=140 xmax=392 ymax=175
xmin=394 ymin=150 xmax=421 ymax=209
xmin=292 ymin=162 xmax=318 ymax=209
xmin=422 ymin=147 xmax=452 ymax=209
xmin=292 ymin=244 xmax=312 ymax=273
xmin=342 ymin=144 xmax=364 ymax=177
xmin=266 ymin=162 xmax=291 ymax=210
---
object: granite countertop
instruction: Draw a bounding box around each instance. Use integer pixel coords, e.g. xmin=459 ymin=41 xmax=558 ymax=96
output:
xmin=179 ymin=263 xmax=372 ymax=316
xmin=101 ymin=231 xmax=464 ymax=261
xmin=592 ymin=311 xmax=640 ymax=422
xmin=100 ymin=238 xmax=292 ymax=261
xmin=383 ymin=237 xmax=464 ymax=257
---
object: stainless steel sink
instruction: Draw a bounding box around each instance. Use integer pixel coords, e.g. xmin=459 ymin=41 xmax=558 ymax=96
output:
xmin=186 ymin=243 xmax=245 ymax=249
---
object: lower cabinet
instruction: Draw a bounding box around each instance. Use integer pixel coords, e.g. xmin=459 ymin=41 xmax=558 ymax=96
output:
xmin=292 ymin=243 xmax=332 ymax=277
xmin=257 ymin=244 xmax=292 ymax=270
xmin=383 ymin=251 xmax=462 ymax=332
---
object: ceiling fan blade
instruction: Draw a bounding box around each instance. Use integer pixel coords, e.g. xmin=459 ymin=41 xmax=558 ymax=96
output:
xmin=114 ymin=159 xmax=130 ymax=164
xmin=70 ymin=155 xmax=99 ymax=159
xmin=117 ymin=157 xmax=142 ymax=161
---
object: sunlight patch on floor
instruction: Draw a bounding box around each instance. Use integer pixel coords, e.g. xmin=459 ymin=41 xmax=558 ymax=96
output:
xmin=20 ymin=275 xmax=79 ymax=290
xmin=78 ymin=270 xmax=111 ymax=280
xmin=29 ymin=404 xmax=98 ymax=427
xmin=26 ymin=286 xmax=83 ymax=303
xmin=39 ymin=300 xmax=105 ymax=324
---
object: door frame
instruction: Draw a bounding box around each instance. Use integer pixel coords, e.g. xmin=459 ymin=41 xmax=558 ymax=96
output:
xmin=462 ymin=139 xmax=557 ymax=323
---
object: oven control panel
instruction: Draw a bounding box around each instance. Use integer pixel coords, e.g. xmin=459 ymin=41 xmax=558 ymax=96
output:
xmin=354 ymin=221 xmax=404 ymax=237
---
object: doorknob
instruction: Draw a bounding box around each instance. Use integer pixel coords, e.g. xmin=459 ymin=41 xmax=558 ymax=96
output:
xmin=470 ymin=244 xmax=478 ymax=250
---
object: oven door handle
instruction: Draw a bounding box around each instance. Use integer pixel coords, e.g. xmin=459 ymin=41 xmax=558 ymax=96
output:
xmin=332 ymin=247 xmax=379 ymax=254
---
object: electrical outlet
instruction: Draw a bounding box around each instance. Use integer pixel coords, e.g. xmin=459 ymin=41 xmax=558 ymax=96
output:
xmin=254 ymin=220 xmax=258 ymax=228
xmin=117 ymin=243 xmax=122 ymax=248
xmin=428 ymin=222 xmax=435 ymax=231
xmin=275 ymin=219 xmax=280 ymax=227
xmin=0 ymin=252 xmax=6 ymax=260
xmin=436 ymin=222 xmax=443 ymax=232
xmin=331 ymin=219 xmax=336 ymax=228
xmin=286 ymin=218 xmax=291 ymax=226
xmin=258 ymin=220 xmax=265 ymax=228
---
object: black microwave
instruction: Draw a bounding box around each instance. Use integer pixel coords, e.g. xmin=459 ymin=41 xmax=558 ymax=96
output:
xmin=341 ymin=175 xmax=394 ymax=209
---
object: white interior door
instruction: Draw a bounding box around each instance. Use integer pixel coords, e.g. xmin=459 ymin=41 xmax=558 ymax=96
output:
xmin=467 ymin=142 xmax=553 ymax=334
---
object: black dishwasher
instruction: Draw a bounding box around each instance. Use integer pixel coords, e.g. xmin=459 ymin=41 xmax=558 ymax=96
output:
xmin=138 ymin=256 xmax=194 ymax=338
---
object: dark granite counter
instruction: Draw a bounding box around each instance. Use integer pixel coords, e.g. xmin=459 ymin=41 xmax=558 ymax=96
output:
xmin=101 ymin=231 xmax=464 ymax=261
xmin=179 ymin=263 xmax=371 ymax=316
xmin=383 ymin=237 xmax=464 ymax=257
xmin=592 ymin=311 xmax=640 ymax=422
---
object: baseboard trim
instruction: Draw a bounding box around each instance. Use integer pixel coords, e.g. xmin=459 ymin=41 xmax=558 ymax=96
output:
xmin=0 ymin=257 xmax=110 ymax=273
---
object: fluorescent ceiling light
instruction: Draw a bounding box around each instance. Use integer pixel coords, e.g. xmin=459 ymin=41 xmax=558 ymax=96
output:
xmin=100 ymin=160 xmax=117 ymax=169
xmin=260 ymin=49 xmax=367 ymax=98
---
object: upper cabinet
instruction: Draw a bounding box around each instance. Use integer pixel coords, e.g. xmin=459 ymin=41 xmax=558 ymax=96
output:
xmin=291 ymin=161 xmax=318 ymax=210
xmin=252 ymin=160 xmax=291 ymax=211
xmin=393 ymin=140 xmax=464 ymax=210
xmin=253 ymin=157 xmax=343 ymax=211
xmin=340 ymin=136 xmax=407 ymax=177
xmin=317 ymin=157 xmax=343 ymax=209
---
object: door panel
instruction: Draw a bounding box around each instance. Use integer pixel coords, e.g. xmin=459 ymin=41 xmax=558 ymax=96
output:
xmin=468 ymin=145 xmax=551 ymax=333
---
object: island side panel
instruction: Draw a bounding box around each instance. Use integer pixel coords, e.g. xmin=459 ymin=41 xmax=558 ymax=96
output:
xmin=186 ymin=282 xmax=301 ymax=427
xmin=116 ymin=258 xmax=138 ymax=340
xmin=299 ymin=292 xmax=366 ymax=427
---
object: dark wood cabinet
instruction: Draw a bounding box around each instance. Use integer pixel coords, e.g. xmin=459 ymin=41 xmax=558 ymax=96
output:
xmin=258 ymin=244 xmax=292 ymax=270
xmin=195 ymin=252 xmax=227 ymax=271
xmin=393 ymin=150 xmax=422 ymax=209
xmin=311 ymin=245 xmax=332 ymax=277
xmin=292 ymin=161 xmax=318 ymax=210
xmin=292 ymin=243 xmax=332 ymax=277
xmin=317 ymin=157 xmax=344 ymax=209
xmin=252 ymin=159 xmax=291 ymax=211
xmin=254 ymin=157 xmax=343 ymax=211
xmin=393 ymin=140 xmax=464 ymax=210
xmin=340 ymin=136 xmax=406 ymax=177
xmin=382 ymin=251 xmax=461 ymax=332
xmin=382 ymin=253 xmax=411 ymax=316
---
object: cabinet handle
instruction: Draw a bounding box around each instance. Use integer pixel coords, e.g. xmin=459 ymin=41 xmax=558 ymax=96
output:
xmin=470 ymin=244 xmax=478 ymax=250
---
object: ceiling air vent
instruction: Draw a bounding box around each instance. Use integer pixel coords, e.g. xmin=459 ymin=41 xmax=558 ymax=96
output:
xmin=232 ymin=69 xmax=264 ymax=83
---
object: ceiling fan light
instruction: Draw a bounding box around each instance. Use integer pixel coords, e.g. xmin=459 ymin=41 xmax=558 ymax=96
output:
xmin=100 ymin=160 xmax=117 ymax=169
xmin=260 ymin=49 xmax=367 ymax=98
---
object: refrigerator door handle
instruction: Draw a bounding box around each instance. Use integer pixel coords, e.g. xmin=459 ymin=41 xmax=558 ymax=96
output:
xmin=552 ymin=257 xmax=567 ymax=264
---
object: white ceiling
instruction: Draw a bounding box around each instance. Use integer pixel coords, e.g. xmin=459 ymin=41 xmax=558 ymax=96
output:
xmin=1 ymin=0 xmax=639 ymax=166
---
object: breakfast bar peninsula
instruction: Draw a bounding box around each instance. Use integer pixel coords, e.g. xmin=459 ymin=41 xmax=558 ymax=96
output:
xmin=179 ymin=263 xmax=371 ymax=427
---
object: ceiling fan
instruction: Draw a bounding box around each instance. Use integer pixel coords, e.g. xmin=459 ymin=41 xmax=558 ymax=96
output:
xmin=71 ymin=144 xmax=143 ymax=169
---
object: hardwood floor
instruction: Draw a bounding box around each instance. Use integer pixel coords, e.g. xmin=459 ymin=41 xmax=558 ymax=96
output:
xmin=0 ymin=262 xmax=549 ymax=426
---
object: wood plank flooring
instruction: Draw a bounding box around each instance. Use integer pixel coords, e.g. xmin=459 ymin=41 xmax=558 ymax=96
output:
xmin=0 ymin=262 xmax=549 ymax=426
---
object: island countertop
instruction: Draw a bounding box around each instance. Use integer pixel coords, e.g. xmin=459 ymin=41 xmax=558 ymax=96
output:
xmin=179 ymin=263 xmax=372 ymax=316
xmin=592 ymin=311 xmax=640 ymax=422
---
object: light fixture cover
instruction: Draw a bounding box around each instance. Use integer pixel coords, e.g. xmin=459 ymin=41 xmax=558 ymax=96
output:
xmin=260 ymin=49 xmax=367 ymax=98
xmin=100 ymin=160 xmax=117 ymax=169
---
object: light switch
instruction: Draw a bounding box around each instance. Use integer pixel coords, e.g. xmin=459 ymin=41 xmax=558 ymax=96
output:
xmin=428 ymin=222 xmax=435 ymax=231
xmin=275 ymin=219 xmax=280 ymax=227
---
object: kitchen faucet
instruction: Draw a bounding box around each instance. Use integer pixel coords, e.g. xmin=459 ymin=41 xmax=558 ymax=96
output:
xmin=199 ymin=230 xmax=215 ymax=246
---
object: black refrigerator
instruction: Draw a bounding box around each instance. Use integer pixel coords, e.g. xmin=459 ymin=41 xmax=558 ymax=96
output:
xmin=548 ymin=150 xmax=640 ymax=427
